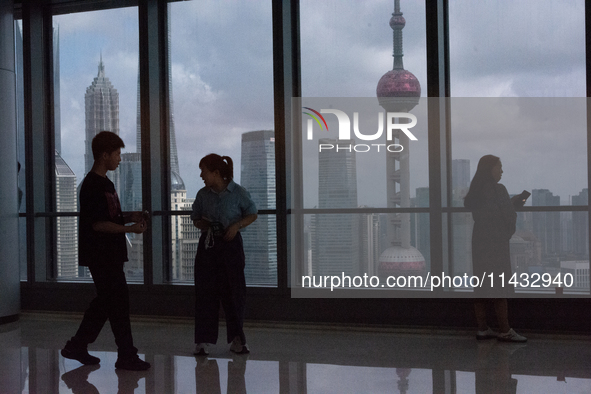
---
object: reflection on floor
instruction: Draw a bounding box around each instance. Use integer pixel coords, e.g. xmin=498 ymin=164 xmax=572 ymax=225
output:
xmin=1 ymin=312 xmax=590 ymax=393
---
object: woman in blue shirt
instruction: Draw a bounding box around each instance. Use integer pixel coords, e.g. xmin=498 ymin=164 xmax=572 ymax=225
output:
xmin=191 ymin=154 xmax=258 ymax=355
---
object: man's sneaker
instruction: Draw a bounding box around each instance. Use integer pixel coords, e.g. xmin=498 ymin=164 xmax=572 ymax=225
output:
xmin=497 ymin=328 xmax=527 ymax=343
xmin=230 ymin=337 xmax=250 ymax=354
xmin=115 ymin=355 xmax=151 ymax=371
xmin=476 ymin=327 xmax=498 ymax=340
xmin=193 ymin=343 xmax=209 ymax=356
xmin=61 ymin=340 xmax=100 ymax=365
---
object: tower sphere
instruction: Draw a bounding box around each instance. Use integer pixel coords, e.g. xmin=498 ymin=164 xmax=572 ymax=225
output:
xmin=390 ymin=14 xmax=406 ymax=29
xmin=376 ymin=69 xmax=421 ymax=112
xmin=376 ymin=69 xmax=421 ymax=98
xmin=378 ymin=245 xmax=426 ymax=277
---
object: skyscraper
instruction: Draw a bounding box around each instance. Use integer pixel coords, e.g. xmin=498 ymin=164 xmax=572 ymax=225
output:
xmin=84 ymin=55 xmax=120 ymax=186
xmin=376 ymin=0 xmax=425 ymax=278
xmin=413 ymin=187 xmax=430 ymax=269
xmin=452 ymin=159 xmax=470 ymax=206
xmin=55 ymin=150 xmax=78 ymax=278
xmin=240 ymin=130 xmax=277 ymax=284
xmin=53 ymin=25 xmax=61 ymax=155
xmin=136 ymin=3 xmax=181 ymax=183
xmin=179 ymin=198 xmax=200 ymax=281
xmin=133 ymin=5 xmax=187 ymax=281
xmin=532 ymin=189 xmax=561 ymax=258
xmin=572 ymin=188 xmax=589 ymax=258
xmin=451 ymin=159 xmax=472 ymax=275
xmin=119 ymin=153 xmax=143 ymax=279
xmin=81 ymin=56 xmax=121 ymax=278
xmin=312 ymin=138 xmax=359 ymax=276
xmin=452 ymin=159 xmax=470 ymax=190
xmin=358 ymin=209 xmax=381 ymax=276
xmin=51 ymin=25 xmax=80 ymax=279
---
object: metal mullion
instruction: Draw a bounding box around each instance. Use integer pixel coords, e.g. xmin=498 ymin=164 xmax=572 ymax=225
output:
xmin=425 ymin=0 xmax=449 ymax=294
xmin=22 ymin=1 xmax=51 ymax=283
xmin=158 ymin=0 xmax=172 ymax=283
xmin=585 ymin=0 xmax=591 ymax=294
xmin=273 ymin=0 xmax=300 ymax=293
xmin=44 ymin=6 xmax=57 ymax=280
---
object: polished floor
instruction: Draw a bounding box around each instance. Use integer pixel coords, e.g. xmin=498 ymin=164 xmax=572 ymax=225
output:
xmin=0 ymin=312 xmax=590 ymax=393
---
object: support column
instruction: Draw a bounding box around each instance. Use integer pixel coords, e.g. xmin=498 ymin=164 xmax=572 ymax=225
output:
xmin=0 ymin=0 xmax=20 ymax=322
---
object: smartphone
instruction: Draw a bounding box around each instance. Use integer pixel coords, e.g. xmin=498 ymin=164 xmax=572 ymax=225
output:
xmin=519 ymin=190 xmax=531 ymax=203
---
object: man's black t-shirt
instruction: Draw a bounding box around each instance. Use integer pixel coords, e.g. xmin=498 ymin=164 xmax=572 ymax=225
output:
xmin=79 ymin=171 xmax=128 ymax=267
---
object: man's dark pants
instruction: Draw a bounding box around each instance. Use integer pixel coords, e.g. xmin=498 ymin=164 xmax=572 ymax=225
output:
xmin=71 ymin=262 xmax=137 ymax=358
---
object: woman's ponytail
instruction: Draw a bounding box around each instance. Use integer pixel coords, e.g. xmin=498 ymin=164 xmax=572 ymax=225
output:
xmin=221 ymin=156 xmax=234 ymax=180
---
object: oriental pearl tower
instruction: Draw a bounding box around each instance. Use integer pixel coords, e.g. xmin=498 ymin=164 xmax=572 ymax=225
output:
xmin=376 ymin=0 xmax=426 ymax=278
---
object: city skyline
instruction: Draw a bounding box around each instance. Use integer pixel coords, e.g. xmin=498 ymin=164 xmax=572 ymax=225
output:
xmin=42 ymin=1 xmax=586 ymax=206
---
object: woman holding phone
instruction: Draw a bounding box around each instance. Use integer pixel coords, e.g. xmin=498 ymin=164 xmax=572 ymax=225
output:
xmin=464 ymin=154 xmax=527 ymax=342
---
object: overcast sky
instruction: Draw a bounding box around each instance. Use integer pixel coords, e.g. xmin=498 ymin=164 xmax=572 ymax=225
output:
xmin=48 ymin=0 xmax=586 ymax=208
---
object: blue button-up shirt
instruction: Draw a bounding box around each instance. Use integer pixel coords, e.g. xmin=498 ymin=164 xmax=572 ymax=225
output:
xmin=190 ymin=180 xmax=257 ymax=229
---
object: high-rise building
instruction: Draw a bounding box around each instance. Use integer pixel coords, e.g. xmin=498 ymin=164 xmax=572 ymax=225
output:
xmin=119 ymin=153 xmax=143 ymax=279
xmin=179 ymin=198 xmax=200 ymax=281
xmin=84 ymin=55 xmax=120 ymax=187
xmin=452 ymin=159 xmax=470 ymax=206
xmin=80 ymin=56 xmax=121 ymax=278
xmin=53 ymin=25 xmax=61 ymax=155
xmin=532 ymin=189 xmax=561 ymax=259
xmin=171 ymin=189 xmax=193 ymax=281
xmin=376 ymin=0 xmax=425 ymax=278
xmin=119 ymin=153 xmax=142 ymax=212
xmin=136 ymin=3 xmax=181 ymax=183
xmin=130 ymin=6 xmax=187 ymax=280
xmin=452 ymin=159 xmax=470 ymax=189
xmin=413 ymin=187 xmax=431 ymax=269
xmin=50 ymin=25 xmax=80 ymax=279
xmin=133 ymin=5 xmax=188 ymax=281
xmin=358 ymin=208 xmax=381 ymax=276
xmin=312 ymin=138 xmax=359 ymax=276
xmin=450 ymin=160 xmax=472 ymax=275
xmin=572 ymin=188 xmax=589 ymax=258
xmin=55 ymin=150 xmax=78 ymax=278
xmin=240 ymin=130 xmax=277 ymax=285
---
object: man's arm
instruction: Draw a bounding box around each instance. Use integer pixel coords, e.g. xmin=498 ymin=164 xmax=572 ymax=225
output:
xmin=123 ymin=211 xmax=147 ymax=224
xmin=93 ymin=221 xmax=146 ymax=234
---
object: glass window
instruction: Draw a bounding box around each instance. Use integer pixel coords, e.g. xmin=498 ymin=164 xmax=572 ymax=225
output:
xmin=53 ymin=7 xmax=141 ymax=280
xmin=449 ymin=0 xmax=585 ymax=97
xmin=169 ymin=1 xmax=276 ymax=286
xmin=300 ymin=0 xmax=427 ymax=98
xmin=448 ymin=2 xmax=588 ymax=294
xmin=296 ymin=1 xmax=429 ymax=294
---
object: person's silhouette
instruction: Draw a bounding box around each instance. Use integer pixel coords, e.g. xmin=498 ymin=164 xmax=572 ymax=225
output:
xmin=464 ymin=155 xmax=527 ymax=343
